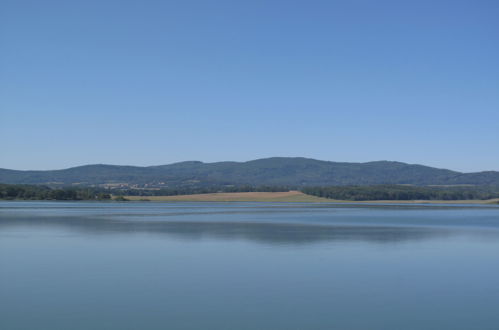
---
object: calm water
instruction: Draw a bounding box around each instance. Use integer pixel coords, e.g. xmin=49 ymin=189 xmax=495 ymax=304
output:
xmin=1 ymin=201 xmax=499 ymax=330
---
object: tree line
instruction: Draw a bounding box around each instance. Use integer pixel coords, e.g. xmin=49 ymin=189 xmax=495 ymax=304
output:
xmin=0 ymin=183 xmax=290 ymax=200
xmin=0 ymin=184 xmax=111 ymax=200
xmin=301 ymin=185 xmax=499 ymax=201
xmin=3 ymin=183 xmax=499 ymax=201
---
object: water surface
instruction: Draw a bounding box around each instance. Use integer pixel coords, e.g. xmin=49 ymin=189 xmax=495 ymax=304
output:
xmin=1 ymin=201 xmax=499 ymax=330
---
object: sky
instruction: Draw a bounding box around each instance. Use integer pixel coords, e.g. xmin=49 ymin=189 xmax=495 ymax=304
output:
xmin=1 ymin=0 xmax=498 ymax=172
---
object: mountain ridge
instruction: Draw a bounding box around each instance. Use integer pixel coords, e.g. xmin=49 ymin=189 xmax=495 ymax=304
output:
xmin=1 ymin=157 xmax=498 ymax=187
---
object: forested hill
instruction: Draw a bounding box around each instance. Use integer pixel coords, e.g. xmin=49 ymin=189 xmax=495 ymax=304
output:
xmin=1 ymin=157 xmax=499 ymax=187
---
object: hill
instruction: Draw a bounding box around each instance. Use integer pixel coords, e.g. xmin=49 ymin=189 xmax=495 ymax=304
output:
xmin=1 ymin=157 xmax=498 ymax=187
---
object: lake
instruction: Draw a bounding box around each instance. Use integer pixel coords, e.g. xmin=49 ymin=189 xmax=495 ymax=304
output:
xmin=1 ymin=201 xmax=499 ymax=330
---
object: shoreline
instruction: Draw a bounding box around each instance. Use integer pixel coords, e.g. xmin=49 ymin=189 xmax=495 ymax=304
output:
xmin=2 ymin=191 xmax=497 ymax=205
xmin=122 ymin=191 xmax=499 ymax=204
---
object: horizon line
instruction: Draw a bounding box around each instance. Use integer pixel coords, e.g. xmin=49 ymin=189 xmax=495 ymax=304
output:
xmin=1 ymin=157 xmax=498 ymax=174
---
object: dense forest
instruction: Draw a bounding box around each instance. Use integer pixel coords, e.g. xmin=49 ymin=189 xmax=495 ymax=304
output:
xmin=301 ymin=185 xmax=499 ymax=201
xmin=0 ymin=184 xmax=111 ymax=200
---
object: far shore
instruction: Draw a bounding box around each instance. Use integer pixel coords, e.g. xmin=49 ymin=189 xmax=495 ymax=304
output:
xmin=122 ymin=191 xmax=499 ymax=204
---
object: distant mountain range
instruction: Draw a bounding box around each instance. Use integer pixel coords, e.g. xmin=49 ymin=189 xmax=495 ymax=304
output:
xmin=1 ymin=157 xmax=498 ymax=187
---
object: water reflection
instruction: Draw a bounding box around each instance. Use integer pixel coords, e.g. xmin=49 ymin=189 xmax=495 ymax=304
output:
xmin=0 ymin=214 xmax=472 ymax=245
xmin=1 ymin=202 xmax=498 ymax=245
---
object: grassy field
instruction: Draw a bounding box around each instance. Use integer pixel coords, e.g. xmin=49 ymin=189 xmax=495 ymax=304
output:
xmin=123 ymin=191 xmax=499 ymax=204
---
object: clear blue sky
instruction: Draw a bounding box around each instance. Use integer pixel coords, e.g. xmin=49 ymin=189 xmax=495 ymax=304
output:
xmin=1 ymin=0 xmax=498 ymax=172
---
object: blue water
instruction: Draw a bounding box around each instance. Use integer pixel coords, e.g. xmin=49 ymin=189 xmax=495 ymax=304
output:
xmin=1 ymin=201 xmax=499 ymax=330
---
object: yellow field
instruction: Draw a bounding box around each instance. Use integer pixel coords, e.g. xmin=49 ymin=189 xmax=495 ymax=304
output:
xmin=122 ymin=191 xmax=499 ymax=204
xmin=124 ymin=191 xmax=329 ymax=202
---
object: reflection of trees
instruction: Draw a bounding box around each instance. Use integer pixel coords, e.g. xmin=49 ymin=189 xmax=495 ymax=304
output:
xmin=0 ymin=215 xmax=452 ymax=245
